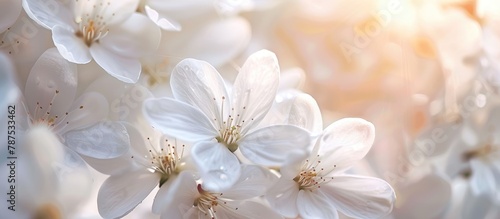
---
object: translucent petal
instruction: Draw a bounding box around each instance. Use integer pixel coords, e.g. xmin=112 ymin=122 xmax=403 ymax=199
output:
xmin=97 ymin=169 xmax=159 ymax=219
xmin=191 ymin=141 xmax=240 ymax=191
xmin=63 ymin=121 xmax=130 ymax=159
xmin=90 ymin=43 xmax=141 ymax=83
xmin=157 ymin=172 xmax=198 ymax=217
xmin=74 ymin=0 xmax=138 ymax=26
xmin=23 ymin=0 xmax=74 ymax=29
xmin=0 ymin=0 xmax=22 ymax=33
xmin=52 ymin=25 xmax=92 ymax=64
xmin=239 ymin=125 xmax=310 ymax=166
xmin=320 ymin=175 xmax=395 ymax=218
xmin=222 ymin=165 xmax=277 ymax=200
xmin=297 ymin=190 xmax=339 ymax=219
xmin=24 ymin=48 xmax=77 ymax=120
xmin=170 ymin=58 xmax=229 ymax=128
xmin=143 ymin=98 xmax=217 ymax=142
xmin=232 ymin=50 xmax=280 ymax=134
xmin=55 ymin=92 xmax=108 ymax=134
xmin=152 ymin=174 xmax=178 ymax=214
xmin=288 ymin=93 xmax=323 ymax=134
xmin=144 ymin=5 xmax=181 ymax=31
xmin=222 ymin=201 xmax=283 ymax=219
xmin=266 ymin=178 xmax=300 ymax=218
xmin=318 ymin=118 xmax=375 ymax=173
xmin=100 ymin=13 xmax=161 ymax=58
xmin=171 ymin=17 xmax=250 ymax=67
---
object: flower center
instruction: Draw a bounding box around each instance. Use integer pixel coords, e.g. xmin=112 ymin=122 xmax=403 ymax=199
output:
xmin=293 ymin=157 xmax=334 ymax=191
xmin=28 ymin=89 xmax=84 ymax=131
xmin=74 ymin=0 xmax=113 ymax=46
xmin=213 ymin=96 xmax=254 ymax=152
xmin=33 ymin=203 xmax=61 ymax=219
xmin=131 ymin=138 xmax=184 ymax=187
xmin=194 ymin=184 xmax=225 ymax=218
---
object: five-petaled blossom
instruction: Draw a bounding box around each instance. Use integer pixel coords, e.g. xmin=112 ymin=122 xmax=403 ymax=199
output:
xmin=143 ymin=50 xmax=311 ymax=191
xmin=23 ymin=0 xmax=161 ymax=83
xmin=266 ymin=94 xmax=396 ymax=219
xmin=158 ymin=165 xmax=282 ymax=219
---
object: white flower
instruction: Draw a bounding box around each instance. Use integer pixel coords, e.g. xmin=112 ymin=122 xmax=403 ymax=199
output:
xmin=23 ymin=0 xmax=161 ymax=83
xmin=137 ymin=0 xmax=181 ymax=31
xmin=158 ymin=165 xmax=282 ymax=219
xmin=19 ymin=48 xmax=129 ymax=160
xmin=0 ymin=0 xmax=22 ymax=33
xmin=266 ymin=94 xmax=395 ymax=219
xmin=93 ymin=123 xmax=194 ymax=218
xmin=144 ymin=50 xmax=310 ymax=191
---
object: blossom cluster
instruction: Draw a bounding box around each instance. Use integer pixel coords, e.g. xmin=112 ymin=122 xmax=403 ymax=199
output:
xmin=2 ymin=0 xmax=499 ymax=219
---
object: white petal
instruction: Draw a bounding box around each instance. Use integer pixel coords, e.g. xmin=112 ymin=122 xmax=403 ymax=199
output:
xmin=297 ymin=190 xmax=339 ymax=219
xmin=74 ymin=0 xmax=138 ymax=26
xmin=25 ymin=48 xmax=77 ymax=119
xmin=157 ymin=172 xmax=198 ymax=217
xmin=100 ymin=13 xmax=161 ymax=58
xmin=172 ymin=17 xmax=250 ymax=67
xmin=191 ymin=141 xmax=240 ymax=191
xmin=144 ymin=5 xmax=181 ymax=31
xmin=232 ymin=50 xmax=280 ymax=134
xmin=152 ymin=174 xmax=178 ymax=214
xmin=288 ymin=93 xmax=323 ymax=134
xmin=222 ymin=165 xmax=277 ymax=200
xmin=320 ymin=175 xmax=395 ymax=218
xmin=143 ymin=98 xmax=217 ymax=142
xmin=222 ymin=201 xmax=283 ymax=219
xmin=279 ymin=67 xmax=306 ymax=90
xmin=0 ymin=0 xmax=22 ymax=33
xmin=97 ymin=169 xmax=159 ymax=219
xmin=318 ymin=118 xmax=375 ymax=173
xmin=22 ymin=0 xmax=74 ymax=29
xmin=170 ymin=58 xmax=229 ymax=127
xmin=63 ymin=121 xmax=130 ymax=159
xmin=56 ymin=91 xmax=108 ymax=133
xmin=52 ymin=25 xmax=92 ymax=64
xmin=239 ymin=125 xmax=310 ymax=166
xmin=266 ymin=178 xmax=300 ymax=218
xmin=90 ymin=43 xmax=141 ymax=83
